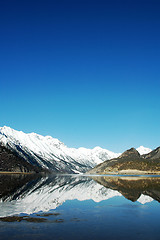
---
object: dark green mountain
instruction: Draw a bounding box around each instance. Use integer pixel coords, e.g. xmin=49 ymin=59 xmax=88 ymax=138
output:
xmin=0 ymin=144 xmax=42 ymax=173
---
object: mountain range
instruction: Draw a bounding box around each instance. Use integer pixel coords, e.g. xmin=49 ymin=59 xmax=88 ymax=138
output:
xmin=89 ymin=147 xmax=160 ymax=175
xmin=0 ymin=126 xmax=152 ymax=174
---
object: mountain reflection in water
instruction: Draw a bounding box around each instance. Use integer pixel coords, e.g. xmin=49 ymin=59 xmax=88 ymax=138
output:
xmin=0 ymin=174 xmax=160 ymax=217
xmin=91 ymin=176 xmax=160 ymax=202
xmin=1 ymin=174 xmax=160 ymax=240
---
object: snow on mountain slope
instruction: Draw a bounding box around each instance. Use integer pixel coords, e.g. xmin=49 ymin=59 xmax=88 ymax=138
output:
xmin=0 ymin=126 xmax=120 ymax=173
xmin=0 ymin=126 xmax=152 ymax=173
xmin=136 ymin=146 xmax=152 ymax=155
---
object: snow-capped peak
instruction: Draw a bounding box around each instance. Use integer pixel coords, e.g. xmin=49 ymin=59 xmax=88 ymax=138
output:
xmin=136 ymin=146 xmax=152 ymax=155
xmin=0 ymin=126 xmax=120 ymax=173
xmin=0 ymin=126 xmax=153 ymax=173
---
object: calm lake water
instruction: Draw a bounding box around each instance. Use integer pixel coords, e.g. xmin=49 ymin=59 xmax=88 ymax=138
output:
xmin=0 ymin=174 xmax=160 ymax=240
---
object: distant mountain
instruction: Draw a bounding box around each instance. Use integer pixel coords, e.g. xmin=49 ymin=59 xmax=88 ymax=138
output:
xmin=88 ymin=147 xmax=160 ymax=175
xmin=0 ymin=126 xmax=120 ymax=173
xmin=0 ymin=126 xmax=154 ymax=174
xmin=136 ymin=146 xmax=152 ymax=155
xmin=143 ymin=146 xmax=160 ymax=160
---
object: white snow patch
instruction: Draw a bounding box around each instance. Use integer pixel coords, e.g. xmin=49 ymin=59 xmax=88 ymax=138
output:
xmin=136 ymin=146 xmax=152 ymax=155
xmin=137 ymin=194 xmax=153 ymax=204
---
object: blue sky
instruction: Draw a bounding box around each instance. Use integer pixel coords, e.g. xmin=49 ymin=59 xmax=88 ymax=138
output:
xmin=0 ymin=0 xmax=160 ymax=152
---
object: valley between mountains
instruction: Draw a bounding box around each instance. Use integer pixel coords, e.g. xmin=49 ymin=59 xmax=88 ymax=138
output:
xmin=0 ymin=126 xmax=159 ymax=175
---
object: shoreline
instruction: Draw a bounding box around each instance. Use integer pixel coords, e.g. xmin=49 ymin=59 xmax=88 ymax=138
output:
xmin=87 ymin=169 xmax=160 ymax=176
xmin=0 ymin=171 xmax=36 ymax=175
xmin=1 ymin=170 xmax=160 ymax=176
xmin=117 ymin=170 xmax=160 ymax=175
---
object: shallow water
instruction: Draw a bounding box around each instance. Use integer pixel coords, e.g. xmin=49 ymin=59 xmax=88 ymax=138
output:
xmin=0 ymin=174 xmax=160 ymax=240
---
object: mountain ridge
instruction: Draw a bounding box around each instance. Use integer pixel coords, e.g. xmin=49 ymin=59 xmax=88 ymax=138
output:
xmin=0 ymin=126 xmax=120 ymax=173
xmin=88 ymin=147 xmax=160 ymax=175
xmin=0 ymin=126 xmax=153 ymax=174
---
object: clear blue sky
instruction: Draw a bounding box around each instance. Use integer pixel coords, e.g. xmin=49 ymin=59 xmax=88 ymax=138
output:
xmin=0 ymin=0 xmax=160 ymax=152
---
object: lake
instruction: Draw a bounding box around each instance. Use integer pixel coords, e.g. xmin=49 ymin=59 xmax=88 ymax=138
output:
xmin=0 ymin=174 xmax=160 ymax=240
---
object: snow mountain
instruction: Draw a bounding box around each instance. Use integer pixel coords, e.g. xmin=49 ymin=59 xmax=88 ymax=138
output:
xmin=0 ymin=126 xmax=120 ymax=173
xmin=136 ymin=146 xmax=152 ymax=155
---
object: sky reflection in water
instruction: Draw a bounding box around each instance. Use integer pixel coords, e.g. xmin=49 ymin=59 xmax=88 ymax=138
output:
xmin=0 ymin=174 xmax=160 ymax=240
